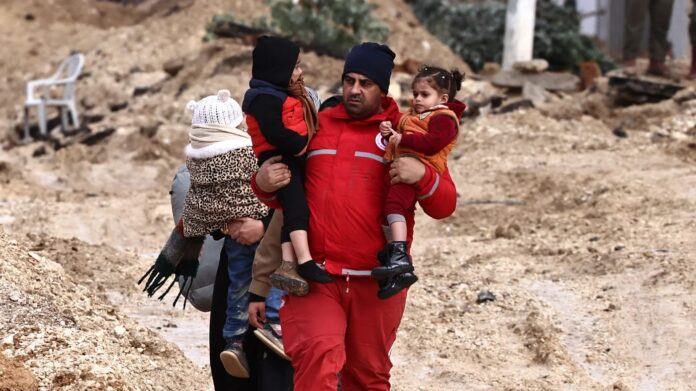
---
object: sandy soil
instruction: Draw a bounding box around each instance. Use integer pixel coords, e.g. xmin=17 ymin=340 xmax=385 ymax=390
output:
xmin=2 ymin=0 xmax=696 ymax=390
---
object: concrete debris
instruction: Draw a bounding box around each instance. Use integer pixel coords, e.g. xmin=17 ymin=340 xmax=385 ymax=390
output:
xmin=522 ymin=81 xmax=554 ymax=106
xmin=609 ymin=76 xmax=684 ymax=106
xmin=513 ymin=59 xmax=549 ymax=74
xmin=476 ymin=290 xmax=496 ymax=304
xmin=489 ymin=70 xmax=580 ymax=92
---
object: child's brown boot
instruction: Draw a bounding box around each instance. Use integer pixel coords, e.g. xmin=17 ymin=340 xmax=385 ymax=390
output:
xmin=270 ymin=261 xmax=309 ymax=296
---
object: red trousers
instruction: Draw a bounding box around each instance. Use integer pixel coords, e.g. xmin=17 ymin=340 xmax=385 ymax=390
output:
xmin=280 ymin=277 xmax=407 ymax=390
xmin=384 ymin=183 xmax=417 ymax=218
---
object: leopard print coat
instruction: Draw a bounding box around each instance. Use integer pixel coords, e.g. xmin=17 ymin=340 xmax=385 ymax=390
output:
xmin=182 ymin=144 xmax=268 ymax=237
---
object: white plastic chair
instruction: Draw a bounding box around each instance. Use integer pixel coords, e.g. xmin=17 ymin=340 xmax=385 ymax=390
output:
xmin=23 ymin=53 xmax=85 ymax=140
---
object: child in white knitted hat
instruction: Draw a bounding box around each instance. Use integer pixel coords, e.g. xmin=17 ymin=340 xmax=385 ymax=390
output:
xmin=181 ymin=89 xmax=268 ymax=237
xmin=141 ymin=90 xmax=286 ymax=379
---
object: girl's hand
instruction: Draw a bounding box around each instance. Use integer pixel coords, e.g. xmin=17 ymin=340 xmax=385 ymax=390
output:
xmin=390 ymin=129 xmax=402 ymax=146
xmin=379 ymin=121 xmax=393 ymax=138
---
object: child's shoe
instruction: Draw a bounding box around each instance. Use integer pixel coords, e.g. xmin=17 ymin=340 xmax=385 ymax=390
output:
xmin=377 ymin=272 xmax=419 ymax=299
xmin=297 ymin=260 xmax=333 ymax=284
xmin=253 ymin=320 xmax=290 ymax=361
xmin=371 ymin=241 xmax=414 ymax=279
xmin=270 ymin=261 xmax=310 ymax=296
xmin=219 ymin=338 xmax=250 ymax=378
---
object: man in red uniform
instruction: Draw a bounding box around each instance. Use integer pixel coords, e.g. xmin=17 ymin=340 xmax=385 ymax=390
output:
xmin=251 ymin=43 xmax=457 ymax=390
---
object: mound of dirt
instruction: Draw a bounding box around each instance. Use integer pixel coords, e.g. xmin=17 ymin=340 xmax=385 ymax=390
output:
xmin=0 ymin=230 xmax=208 ymax=389
xmin=0 ymin=0 xmax=468 ymax=147
xmin=2 ymin=1 xmax=696 ymax=390
xmin=0 ymin=352 xmax=38 ymax=391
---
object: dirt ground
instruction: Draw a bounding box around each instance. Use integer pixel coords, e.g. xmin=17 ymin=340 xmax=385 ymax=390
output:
xmin=2 ymin=0 xmax=696 ymax=390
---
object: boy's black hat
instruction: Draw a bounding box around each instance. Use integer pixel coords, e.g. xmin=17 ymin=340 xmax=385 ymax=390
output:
xmin=252 ymin=36 xmax=300 ymax=88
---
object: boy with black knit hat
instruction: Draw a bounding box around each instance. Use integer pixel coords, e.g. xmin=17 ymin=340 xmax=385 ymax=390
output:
xmin=242 ymin=35 xmax=333 ymax=297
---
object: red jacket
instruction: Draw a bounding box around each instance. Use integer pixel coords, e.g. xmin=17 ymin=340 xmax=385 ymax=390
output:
xmin=253 ymin=97 xmax=457 ymax=273
xmin=246 ymin=96 xmax=308 ymax=157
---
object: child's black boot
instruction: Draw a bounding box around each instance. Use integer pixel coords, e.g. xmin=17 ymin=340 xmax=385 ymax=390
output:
xmin=377 ymin=271 xmax=419 ymax=299
xmin=371 ymin=241 xmax=414 ymax=279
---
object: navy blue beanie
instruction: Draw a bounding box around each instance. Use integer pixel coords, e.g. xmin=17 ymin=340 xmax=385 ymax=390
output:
xmin=342 ymin=42 xmax=395 ymax=93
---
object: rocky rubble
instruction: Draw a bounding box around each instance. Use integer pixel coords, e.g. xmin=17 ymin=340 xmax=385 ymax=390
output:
xmin=2 ymin=1 xmax=696 ymax=390
xmin=0 ymin=229 xmax=209 ymax=390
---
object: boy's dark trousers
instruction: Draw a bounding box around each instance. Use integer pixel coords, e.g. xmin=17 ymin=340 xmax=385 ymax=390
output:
xmin=258 ymin=152 xmax=309 ymax=244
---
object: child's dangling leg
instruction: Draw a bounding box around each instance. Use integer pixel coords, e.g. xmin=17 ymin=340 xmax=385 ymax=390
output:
xmin=274 ymin=154 xmax=332 ymax=285
xmin=290 ymin=229 xmax=333 ymax=283
xmin=371 ymin=215 xmax=415 ymax=278
xmin=372 ymin=182 xmax=420 ymax=299
xmin=375 ymin=231 xmax=419 ymax=300
xmin=270 ymin=239 xmax=310 ymax=296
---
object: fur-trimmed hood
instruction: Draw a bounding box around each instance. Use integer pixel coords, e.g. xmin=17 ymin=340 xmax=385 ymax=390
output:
xmin=185 ymin=139 xmax=253 ymax=160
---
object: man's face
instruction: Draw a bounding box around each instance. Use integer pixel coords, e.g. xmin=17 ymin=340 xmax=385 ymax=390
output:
xmin=342 ymin=72 xmax=384 ymax=119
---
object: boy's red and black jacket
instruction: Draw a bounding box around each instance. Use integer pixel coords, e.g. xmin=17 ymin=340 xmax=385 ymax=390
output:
xmin=242 ymin=79 xmax=308 ymax=158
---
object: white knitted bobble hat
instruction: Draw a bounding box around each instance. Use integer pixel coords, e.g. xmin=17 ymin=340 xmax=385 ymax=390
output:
xmin=186 ymin=89 xmax=244 ymax=129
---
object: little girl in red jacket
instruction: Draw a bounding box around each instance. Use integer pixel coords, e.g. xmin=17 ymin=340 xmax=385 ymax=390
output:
xmin=373 ymin=66 xmax=465 ymax=299
xmin=242 ymin=36 xmax=333 ymax=294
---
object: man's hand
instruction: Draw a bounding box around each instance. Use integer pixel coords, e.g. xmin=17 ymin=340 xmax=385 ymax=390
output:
xmin=248 ymin=302 xmax=266 ymax=329
xmin=389 ymin=156 xmax=426 ymax=185
xmin=379 ymin=121 xmax=393 ymax=138
xmin=256 ymin=155 xmax=291 ymax=193
xmin=227 ymin=218 xmax=264 ymax=245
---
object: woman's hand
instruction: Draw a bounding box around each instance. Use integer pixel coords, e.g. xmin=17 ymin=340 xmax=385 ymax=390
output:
xmin=248 ymin=302 xmax=266 ymax=329
xmin=226 ymin=218 xmax=264 ymax=245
